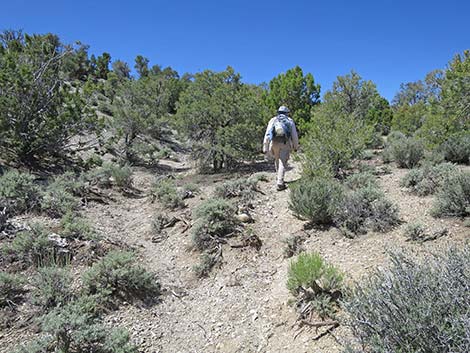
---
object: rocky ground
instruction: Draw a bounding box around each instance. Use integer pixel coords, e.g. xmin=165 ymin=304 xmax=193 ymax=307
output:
xmin=1 ymin=153 xmax=468 ymax=353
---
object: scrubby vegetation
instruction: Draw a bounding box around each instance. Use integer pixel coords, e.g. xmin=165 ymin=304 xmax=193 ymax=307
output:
xmin=400 ymin=162 xmax=458 ymax=195
xmin=82 ymin=250 xmax=160 ymax=305
xmin=191 ymin=198 xmax=240 ymax=277
xmin=1 ymin=26 xmax=469 ymax=352
xmin=343 ymin=247 xmax=470 ymax=353
xmin=289 ymin=177 xmax=344 ymax=225
xmin=432 ymin=171 xmax=470 ymax=217
xmin=287 ymin=252 xmax=343 ymax=320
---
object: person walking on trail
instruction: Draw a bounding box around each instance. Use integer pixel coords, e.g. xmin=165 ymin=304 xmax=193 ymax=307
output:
xmin=263 ymin=105 xmax=299 ymax=191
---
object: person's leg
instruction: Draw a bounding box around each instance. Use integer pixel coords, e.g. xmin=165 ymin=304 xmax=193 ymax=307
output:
xmin=271 ymin=142 xmax=280 ymax=172
xmin=277 ymin=145 xmax=291 ymax=188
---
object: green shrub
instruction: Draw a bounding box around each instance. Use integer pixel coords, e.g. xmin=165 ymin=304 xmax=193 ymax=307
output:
xmin=392 ymin=137 xmax=425 ymax=168
xmin=287 ymin=252 xmax=343 ymax=319
xmin=60 ymin=212 xmax=97 ymax=240
xmin=343 ymin=246 xmax=470 ymax=353
xmin=2 ymin=225 xmax=66 ymax=267
xmin=82 ymin=250 xmax=160 ymax=304
xmin=16 ymin=296 xmax=138 ymax=353
xmin=432 ymin=171 xmax=470 ymax=217
xmin=40 ymin=183 xmax=78 ymax=218
xmin=31 ymin=266 xmax=72 ymax=311
xmin=214 ymin=177 xmax=260 ymax=204
xmin=152 ymin=178 xmax=184 ymax=209
xmin=193 ymin=252 xmax=220 ymax=278
xmin=84 ymin=163 xmax=133 ymax=189
xmin=48 ymin=172 xmax=87 ymax=197
xmin=441 ymin=132 xmax=470 ymax=164
xmin=344 ymin=172 xmax=378 ymax=191
xmin=400 ymin=162 xmax=457 ymax=196
xmin=192 ymin=198 xmax=238 ymax=251
xmin=289 ymin=177 xmax=344 ymax=225
xmin=403 ymin=222 xmax=426 ymax=241
xmin=0 ymin=272 xmax=25 ymax=307
xmin=180 ymin=182 xmax=200 ymax=198
xmin=0 ymin=170 xmax=40 ymax=214
xmin=335 ymin=186 xmax=400 ymax=236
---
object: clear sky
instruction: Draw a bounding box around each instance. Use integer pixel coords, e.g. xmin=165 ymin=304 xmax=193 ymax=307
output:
xmin=2 ymin=0 xmax=469 ymax=100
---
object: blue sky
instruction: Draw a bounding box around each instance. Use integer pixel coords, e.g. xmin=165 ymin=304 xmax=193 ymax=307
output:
xmin=2 ymin=0 xmax=469 ymax=100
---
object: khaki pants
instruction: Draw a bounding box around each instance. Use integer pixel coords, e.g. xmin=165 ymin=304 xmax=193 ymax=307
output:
xmin=270 ymin=138 xmax=291 ymax=186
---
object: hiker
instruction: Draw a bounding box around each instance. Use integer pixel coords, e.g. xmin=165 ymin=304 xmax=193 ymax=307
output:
xmin=263 ymin=105 xmax=299 ymax=191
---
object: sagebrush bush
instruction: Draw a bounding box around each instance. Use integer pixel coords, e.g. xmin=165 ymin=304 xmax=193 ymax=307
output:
xmin=403 ymin=222 xmax=426 ymax=241
xmin=334 ymin=186 xmax=400 ymax=236
xmin=152 ymin=178 xmax=184 ymax=209
xmin=0 ymin=170 xmax=40 ymax=214
xmin=60 ymin=212 xmax=97 ymax=240
xmin=48 ymin=172 xmax=87 ymax=197
xmin=400 ymin=162 xmax=457 ymax=196
xmin=193 ymin=252 xmax=220 ymax=278
xmin=289 ymin=177 xmax=344 ymax=225
xmin=84 ymin=163 xmax=133 ymax=189
xmin=343 ymin=247 xmax=470 ymax=353
xmin=0 ymin=272 xmax=25 ymax=307
xmin=344 ymin=172 xmax=378 ymax=191
xmin=432 ymin=171 xmax=470 ymax=217
xmin=392 ymin=136 xmax=425 ymax=168
xmin=287 ymin=252 xmax=343 ymax=319
xmin=192 ymin=198 xmax=238 ymax=251
xmin=82 ymin=250 xmax=160 ymax=304
xmin=2 ymin=225 xmax=66 ymax=267
xmin=40 ymin=182 xmax=79 ymax=218
xmin=16 ymin=296 xmax=138 ymax=353
xmin=214 ymin=177 xmax=260 ymax=204
xmin=31 ymin=266 xmax=72 ymax=311
xmin=441 ymin=132 xmax=470 ymax=164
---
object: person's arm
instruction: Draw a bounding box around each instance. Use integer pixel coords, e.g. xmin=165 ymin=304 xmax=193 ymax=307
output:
xmin=291 ymin=120 xmax=299 ymax=151
xmin=263 ymin=118 xmax=274 ymax=153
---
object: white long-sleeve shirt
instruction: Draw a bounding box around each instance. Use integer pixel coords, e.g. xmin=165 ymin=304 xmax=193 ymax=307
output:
xmin=263 ymin=115 xmax=299 ymax=152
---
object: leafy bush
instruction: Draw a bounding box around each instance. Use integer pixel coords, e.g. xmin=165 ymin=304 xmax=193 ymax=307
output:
xmin=214 ymin=177 xmax=260 ymax=204
xmin=287 ymin=252 xmax=343 ymax=319
xmin=334 ymin=186 xmax=400 ymax=236
xmin=82 ymin=250 xmax=160 ymax=304
xmin=175 ymin=67 xmax=266 ymax=172
xmin=40 ymin=182 xmax=79 ymax=218
xmin=60 ymin=212 xmax=97 ymax=240
xmin=0 ymin=170 xmax=40 ymax=214
xmin=344 ymin=172 xmax=378 ymax=191
xmin=400 ymin=162 xmax=458 ymax=196
xmin=441 ymin=132 xmax=470 ymax=164
xmin=2 ymin=225 xmax=66 ymax=267
xmin=432 ymin=171 xmax=470 ymax=217
xmin=0 ymin=272 xmax=25 ymax=307
xmin=289 ymin=177 xmax=344 ymax=225
xmin=0 ymin=31 xmax=93 ymax=165
xmin=343 ymin=247 xmax=470 ymax=353
xmin=31 ymin=266 xmax=72 ymax=311
xmin=152 ymin=178 xmax=184 ymax=209
xmin=403 ymin=222 xmax=426 ymax=241
xmin=16 ymin=296 xmax=137 ymax=353
xmin=392 ymin=136 xmax=425 ymax=168
xmin=192 ymin=198 xmax=238 ymax=251
xmin=84 ymin=163 xmax=133 ymax=189
xmin=193 ymin=252 xmax=220 ymax=278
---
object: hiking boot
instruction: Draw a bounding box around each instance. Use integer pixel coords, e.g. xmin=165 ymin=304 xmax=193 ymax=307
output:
xmin=276 ymin=184 xmax=287 ymax=191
